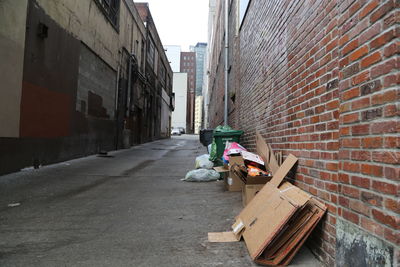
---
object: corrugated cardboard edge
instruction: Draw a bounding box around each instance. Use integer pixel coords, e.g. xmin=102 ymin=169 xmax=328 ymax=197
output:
xmin=232 ymin=219 xmax=245 ymax=239
xmin=208 ymin=232 xmax=238 ymax=242
xmin=207 ymin=219 xmax=245 ymax=243
xmin=255 ymin=198 xmax=327 ymax=265
xmin=268 ymin=154 xmax=297 ymax=187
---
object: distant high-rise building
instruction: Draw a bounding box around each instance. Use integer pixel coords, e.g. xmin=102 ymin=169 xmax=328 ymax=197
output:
xmin=180 ymin=52 xmax=196 ymax=92
xmin=164 ymin=45 xmax=181 ymax=72
xmin=191 ymin=43 xmax=207 ymax=96
xmin=180 ymin=51 xmax=196 ymax=134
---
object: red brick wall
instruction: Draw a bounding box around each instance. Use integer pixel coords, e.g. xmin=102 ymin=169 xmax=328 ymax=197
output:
xmin=181 ymin=52 xmax=197 ymax=133
xmin=208 ymin=0 xmax=398 ymax=265
xmin=337 ymin=0 xmax=399 ymax=254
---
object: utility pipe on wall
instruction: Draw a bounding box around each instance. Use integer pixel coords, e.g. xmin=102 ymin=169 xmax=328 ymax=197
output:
xmin=224 ymin=0 xmax=229 ymax=126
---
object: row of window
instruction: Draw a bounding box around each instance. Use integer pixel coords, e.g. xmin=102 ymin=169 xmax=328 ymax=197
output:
xmin=182 ymin=62 xmax=195 ymax=67
xmin=183 ymin=56 xmax=195 ymax=60
xmin=182 ymin=68 xmax=195 ymax=73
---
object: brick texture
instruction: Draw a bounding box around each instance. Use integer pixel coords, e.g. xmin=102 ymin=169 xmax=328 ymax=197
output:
xmin=208 ymin=0 xmax=399 ymax=265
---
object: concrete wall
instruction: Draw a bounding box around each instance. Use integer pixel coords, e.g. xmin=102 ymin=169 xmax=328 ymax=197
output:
xmin=172 ymin=73 xmax=188 ymax=130
xmin=20 ymin=2 xmax=80 ymax=138
xmin=0 ymin=0 xmax=153 ymax=174
xmin=77 ymin=44 xmax=116 ymax=120
xmin=35 ymin=0 xmax=119 ymax=70
xmin=0 ymin=0 xmax=28 ymax=137
xmin=207 ymin=0 xmax=399 ymax=265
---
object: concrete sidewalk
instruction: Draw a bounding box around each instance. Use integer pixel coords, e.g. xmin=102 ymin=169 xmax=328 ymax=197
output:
xmin=0 ymin=135 xmax=321 ymax=266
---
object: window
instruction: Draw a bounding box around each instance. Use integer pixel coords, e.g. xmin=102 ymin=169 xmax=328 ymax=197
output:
xmin=141 ymin=40 xmax=145 ymax=72
xmin=239 ymin=0 xmax=251 ymax=28
xmin=159 ymin=62 xmax=166 ymax=86
xmin=95 ymin=0 xmax=120 ymax=28
xmin=147 ymin=38 xmax=155 ymax=69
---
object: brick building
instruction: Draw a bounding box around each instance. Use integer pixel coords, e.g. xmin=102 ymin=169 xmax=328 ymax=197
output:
xmin=207 ymin=0 xmax=399 ymax=265
xmin=181 ymin=51 xmax=197 ymax=133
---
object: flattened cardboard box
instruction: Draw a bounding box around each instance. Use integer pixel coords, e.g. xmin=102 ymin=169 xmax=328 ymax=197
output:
xmin=256 ymin=197 xmax=326 ymax=265
xmin=208 ymin=154 xmax=327 ymax=266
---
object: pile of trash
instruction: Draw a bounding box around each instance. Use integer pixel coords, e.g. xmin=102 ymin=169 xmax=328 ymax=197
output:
xmin=185 ymin=128 xmax=327 ymax=266
xmin=181 ymin=154 xmax=219 ymax=182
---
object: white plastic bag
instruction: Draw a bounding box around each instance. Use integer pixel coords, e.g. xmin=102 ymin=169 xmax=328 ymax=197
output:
xmin=195 ymin=154 xmax=214 ymax=169
xmin=182 ymin=169 xmax=220 ymax=182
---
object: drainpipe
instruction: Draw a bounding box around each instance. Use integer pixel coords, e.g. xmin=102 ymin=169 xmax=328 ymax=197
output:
xmin=224 ymin=0 xmax=229 ymax=126
xmin=127 ymin=56 xmax=132 ymax=118
xmin=115 ymin=64 xmax=121 ymax=150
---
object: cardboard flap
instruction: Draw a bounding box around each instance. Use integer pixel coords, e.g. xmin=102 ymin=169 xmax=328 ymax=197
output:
xmin=229 ymin=155 xmax=245 ymax=166
xmin=256 ymin=132 xmax=280 ymax=174
xmin=269 ymin=154 xmax=297 ymax=187
xmin=231 ymin=164 xmax=247 ymax=183
xmin=213 ymin=166 xmax=229 ymax=173
xmin=246 ymin=176 xmax=271 ymax=185
xmin=240 ymin=151 xmax=265 ymax=165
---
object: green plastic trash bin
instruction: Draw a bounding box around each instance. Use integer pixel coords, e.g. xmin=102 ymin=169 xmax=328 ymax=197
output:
xmin=210 ymin=126 xmax=243 ymax=163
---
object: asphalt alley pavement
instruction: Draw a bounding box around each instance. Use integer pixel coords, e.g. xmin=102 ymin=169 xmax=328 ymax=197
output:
xmin=0 ymin=135 xmax=320 ymax=266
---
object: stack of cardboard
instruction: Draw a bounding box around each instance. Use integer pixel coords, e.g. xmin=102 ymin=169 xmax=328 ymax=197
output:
xmin=209 ymin=133 xmax=326 ymax=266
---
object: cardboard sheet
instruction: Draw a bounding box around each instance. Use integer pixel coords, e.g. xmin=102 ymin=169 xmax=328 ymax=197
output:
xmin=268 ymin=154 xmax=297 ymax=187
xmin=213 ymin=166 xmax=229 ymax=173
xmin=241 ymin=185 xmax=309 ymax=259
xmin=224 ymin=174 xmax=243 ymax=191
xmin=256 ymin=198 xmax=326 ymax=265
xmin=242 ymin=184 xmax=265 ymax=207
xmin=208 ymin=232 xmax=238 ymax=242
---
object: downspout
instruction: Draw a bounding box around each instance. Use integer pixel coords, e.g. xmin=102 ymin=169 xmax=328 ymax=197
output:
xmin=115 ymin=64 xmax=120 ymax=150
xmin=224 ymin=0 xmax=229 ymax=126
xmin=127 ymin=22 xmax=133 ymax=118
xmin=127 ymin=56 xmax=132 ymax=118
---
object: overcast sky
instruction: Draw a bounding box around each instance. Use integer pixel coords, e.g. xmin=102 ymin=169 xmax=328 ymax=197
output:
xmin=140 ymin=0 xmax=209 ymax=51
